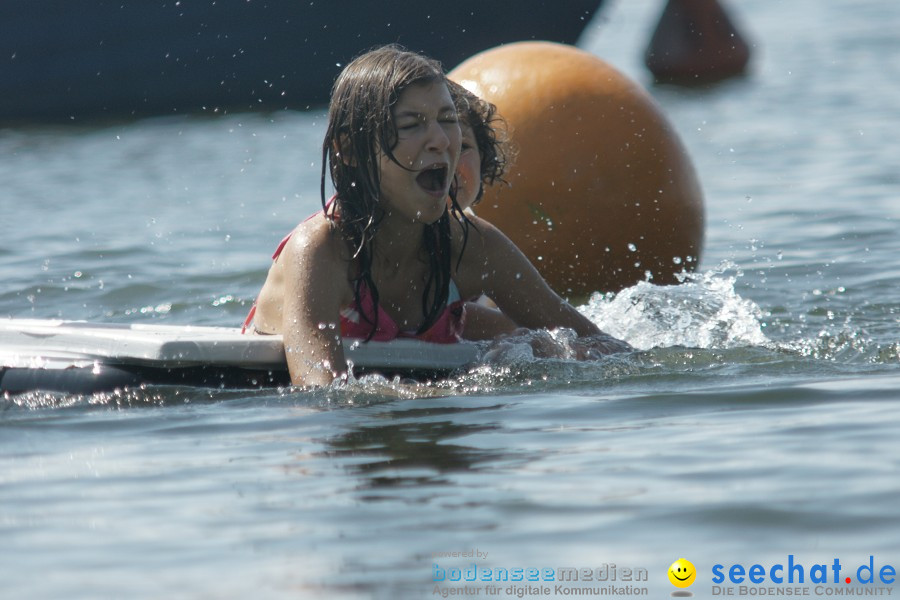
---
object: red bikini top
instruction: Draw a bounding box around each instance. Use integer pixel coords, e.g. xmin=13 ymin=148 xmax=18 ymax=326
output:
xmin=339 ymin=278 xmax=465 ymax=344
xmin=242 ymin=206 xmax=465 ymax=343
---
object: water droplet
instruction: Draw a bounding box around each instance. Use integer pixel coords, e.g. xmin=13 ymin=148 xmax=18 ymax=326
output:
xmin=627 ymin=243 xmax=637 ymax=252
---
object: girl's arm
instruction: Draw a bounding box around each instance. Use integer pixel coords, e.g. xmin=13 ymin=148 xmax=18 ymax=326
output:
xmin=280 ymin=228 xmax=349 ymax=386
xmin=462 ymin=298 xmax=521 ymax=341
xmin=459 ymin=218 xmax=605 ymax=337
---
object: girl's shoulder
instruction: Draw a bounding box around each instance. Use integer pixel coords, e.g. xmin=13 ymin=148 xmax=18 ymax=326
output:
xmin=280 ymin=215 xmax=351 ymax=268
xmin=452 ymin=212 xmax=516 ymax=257
xmin=451 ymin=213 xmax=526 ymax=297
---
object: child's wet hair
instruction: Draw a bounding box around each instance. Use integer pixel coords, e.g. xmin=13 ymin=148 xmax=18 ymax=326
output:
xmin=319 ymin=45 xmax=469 ymax=339
xmin=447 ymin=80 xmax=509 ymax=204
xmin=322 ymin=43 xmax=448 ymax=214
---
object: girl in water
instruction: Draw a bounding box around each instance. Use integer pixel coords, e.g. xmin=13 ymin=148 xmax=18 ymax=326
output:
xmin=448 ymin=79 xmax=521 ymax=341
xmin=448 ymin=80 xmax=508 ymax=215
xmin=245 ymin=45 xmax=628 ymax=386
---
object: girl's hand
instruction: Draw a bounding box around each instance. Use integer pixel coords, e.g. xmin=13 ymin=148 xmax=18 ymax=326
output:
xmin=482 ymin=328 xmax=632 ymax=363
xmin=569 ymin=332 xmax=634 ymax=360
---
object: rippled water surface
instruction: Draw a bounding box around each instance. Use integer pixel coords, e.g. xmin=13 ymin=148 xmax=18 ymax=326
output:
xmin=2 ymin=0 xmax=899 ymax=598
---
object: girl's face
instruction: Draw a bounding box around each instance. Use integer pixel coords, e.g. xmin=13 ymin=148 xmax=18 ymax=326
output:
xmin=455 ymin=123 xmax=482 ymax=210
xmin=378 ymin=82 xmax=461 ymax=225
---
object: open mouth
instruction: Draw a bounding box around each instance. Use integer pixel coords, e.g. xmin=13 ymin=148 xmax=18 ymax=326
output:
xmin=416 ymin=164 xmax=449 ymax=194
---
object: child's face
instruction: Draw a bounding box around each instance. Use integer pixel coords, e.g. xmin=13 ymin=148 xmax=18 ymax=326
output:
xmin=455 ymin=123 xmax=482 ymax=210
xmin=378 ymin=82 xmax=461 ymax=225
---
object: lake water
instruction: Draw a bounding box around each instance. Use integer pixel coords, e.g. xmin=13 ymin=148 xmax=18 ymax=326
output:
xmin=2 ymin=0 xmax=899 ymax=598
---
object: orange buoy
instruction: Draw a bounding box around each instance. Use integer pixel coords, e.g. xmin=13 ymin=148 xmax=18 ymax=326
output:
xmin=450 ymin=41 xmax=704 ymax=297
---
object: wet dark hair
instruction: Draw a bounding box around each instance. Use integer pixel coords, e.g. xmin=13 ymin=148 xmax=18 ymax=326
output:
xmin=320 ymin=44 xmax=468 ymax=340
xmin=447 ymin=80 xmax=509 ymax=205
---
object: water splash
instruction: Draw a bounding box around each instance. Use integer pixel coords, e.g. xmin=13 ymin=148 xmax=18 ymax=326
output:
xmin=780 ymin=322 xmax=899 ymax=364
xmin=580 ymin=263 xmax=770 ymax=351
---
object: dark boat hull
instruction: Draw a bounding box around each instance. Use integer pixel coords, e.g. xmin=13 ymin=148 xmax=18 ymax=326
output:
xmin=1 ymin=0 xmax=601 ymax=122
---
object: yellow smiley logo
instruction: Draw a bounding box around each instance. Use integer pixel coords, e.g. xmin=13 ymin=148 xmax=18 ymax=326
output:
xmin=668 ymin=558 xmax=697 ymax=588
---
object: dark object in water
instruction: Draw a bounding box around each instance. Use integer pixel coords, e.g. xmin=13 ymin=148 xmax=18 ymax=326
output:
xmin=0 ymin=0 xmax=603 ymax=123
xmin=644 ymin=0 xmax=751 ymax=85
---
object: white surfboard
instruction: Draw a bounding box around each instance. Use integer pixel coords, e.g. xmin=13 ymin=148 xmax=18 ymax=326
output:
xmin=0 ymin=319 xmax=482 ymax=394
